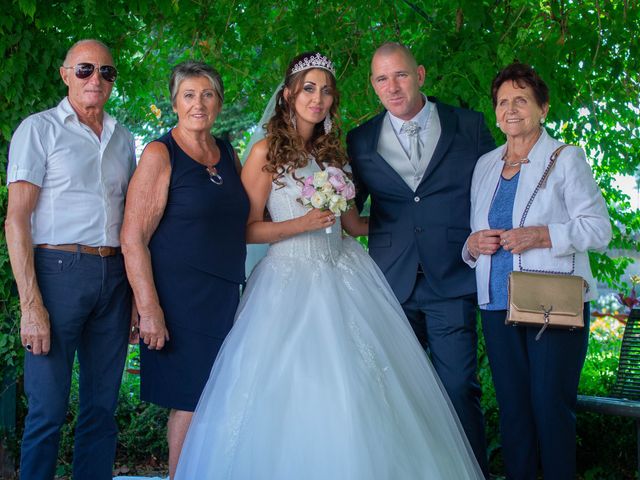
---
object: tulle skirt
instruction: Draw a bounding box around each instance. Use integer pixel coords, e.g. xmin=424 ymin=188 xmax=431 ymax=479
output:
xmin=175 ymin=238 xmax=483 ymax=479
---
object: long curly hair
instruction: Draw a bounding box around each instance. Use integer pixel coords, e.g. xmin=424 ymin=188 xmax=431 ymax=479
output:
xmin=264 ymin=52 xmax=348 ymax=183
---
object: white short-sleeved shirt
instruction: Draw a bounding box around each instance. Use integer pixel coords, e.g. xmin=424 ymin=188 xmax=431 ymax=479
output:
xmin=7 ymin=97 xmax=136 ymax=247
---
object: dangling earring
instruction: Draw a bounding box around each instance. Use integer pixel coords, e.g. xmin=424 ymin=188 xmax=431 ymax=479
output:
xmin=496 ymin=121 xmax=500 ymax=128
xmin=323 ymin=115 xmax=332 ymax=134
xmin=540 ymin=117 xmax=545 ymax=124
xmin=290 ymin=111 xmax=297 ymax=130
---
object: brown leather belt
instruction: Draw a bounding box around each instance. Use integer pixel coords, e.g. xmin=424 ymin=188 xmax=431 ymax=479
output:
xmin=36 ymin=243 xmax=121 ymax=257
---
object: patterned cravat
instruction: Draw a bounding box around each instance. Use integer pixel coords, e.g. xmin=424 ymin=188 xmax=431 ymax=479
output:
xmin=400 ymin=121 xmax=422 ymax=171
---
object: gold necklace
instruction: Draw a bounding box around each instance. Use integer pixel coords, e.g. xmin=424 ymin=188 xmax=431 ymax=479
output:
xmin=502 ymin=129 xmax=542 ymax=167
xmin=502 ymin=153 xmax=530 ymax=167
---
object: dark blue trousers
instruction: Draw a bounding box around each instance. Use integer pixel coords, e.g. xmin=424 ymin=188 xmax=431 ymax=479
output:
xmin=20 ymin=249 xmax=131 ymax=480
xmin=481 ymin=306 xmax=590 ymax=480
xmin=403 ymin=273 xmax=489 ymax=478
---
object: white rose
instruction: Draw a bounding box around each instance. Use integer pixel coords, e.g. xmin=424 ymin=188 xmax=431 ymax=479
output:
xmin=321 ymin=182 xmax=334 ymax=194
xmin=313 ymin=171 xmax=329 ymax=188
xmin=329 ymin=195 xmax=347 ymax=214
xmin=310 ymin=191 xmax=327 ymax=209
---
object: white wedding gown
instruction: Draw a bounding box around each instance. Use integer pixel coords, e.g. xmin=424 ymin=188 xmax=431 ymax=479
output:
xmin=174 ymin=161 xmax=484 ymax=479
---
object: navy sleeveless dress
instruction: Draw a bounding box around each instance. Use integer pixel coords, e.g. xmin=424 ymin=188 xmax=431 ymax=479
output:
xmin=141 ymin=130 xmax=249 ymax=411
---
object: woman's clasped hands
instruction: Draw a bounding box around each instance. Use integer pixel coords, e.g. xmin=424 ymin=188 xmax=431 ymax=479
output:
xmin=468 ymin=226 xmax=551 ymax=258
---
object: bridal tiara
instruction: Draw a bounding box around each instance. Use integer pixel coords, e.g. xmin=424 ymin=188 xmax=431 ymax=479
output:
xmin=290 ymin=53 xmax=336 ymax=76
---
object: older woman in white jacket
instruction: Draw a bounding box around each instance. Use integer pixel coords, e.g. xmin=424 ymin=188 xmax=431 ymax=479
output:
xmin=463 ymin=63 xmax=611 ymax=480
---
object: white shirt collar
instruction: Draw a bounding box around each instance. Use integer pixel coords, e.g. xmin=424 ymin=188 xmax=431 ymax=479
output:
xmin=56 ymin=97 xmax=77 ymax=123
xmin=388 ymin=94 xmax=432 ymax=134
xmin=56 ymin=97 xmax=116 ymax=133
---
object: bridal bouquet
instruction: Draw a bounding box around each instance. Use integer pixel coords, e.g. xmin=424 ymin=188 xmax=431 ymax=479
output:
xmin=299 ymin=166 xmax=356 ymax=233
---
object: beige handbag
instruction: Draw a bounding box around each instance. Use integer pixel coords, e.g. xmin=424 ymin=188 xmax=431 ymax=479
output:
xmin=505 ymin=145 xmax=586 ymax=340
xmin=507 ymin=271 xmax=585 ymax=340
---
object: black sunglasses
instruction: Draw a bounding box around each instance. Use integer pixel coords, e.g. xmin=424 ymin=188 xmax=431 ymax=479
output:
xmin=63 ymin=63 xmax=118 ymax=83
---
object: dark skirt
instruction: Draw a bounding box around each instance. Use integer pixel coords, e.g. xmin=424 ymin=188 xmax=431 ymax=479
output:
xmin=140 ymin=271 xmax=240 ymax=411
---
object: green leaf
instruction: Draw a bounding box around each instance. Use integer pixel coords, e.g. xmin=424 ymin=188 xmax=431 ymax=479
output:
xmin=17 ymin=0 xmax=36 ymax=18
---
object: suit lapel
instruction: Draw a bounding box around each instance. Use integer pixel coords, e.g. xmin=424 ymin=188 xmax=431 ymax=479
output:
xmin=420 ymin=101 xmax=456 ymax=183
xmin=365 ymin=111 xmax=414 ymax=192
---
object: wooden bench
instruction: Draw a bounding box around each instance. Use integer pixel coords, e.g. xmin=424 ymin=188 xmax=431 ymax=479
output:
xmin=577 ymin=307 xmax=640 ymax=477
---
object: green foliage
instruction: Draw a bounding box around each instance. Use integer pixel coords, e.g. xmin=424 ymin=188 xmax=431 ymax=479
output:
xmin=115 ymin=368 xmax=168 ymax=466
xmin=116 ymin=399 xmax=168 ymax=466
xmin=577 ymin=316 xmax=636 ymax=479
xmin=579 ymin=316 xmax=623 ymax=395
xmin=476 ymin=320 xmax=502 ymax=472
xmin=0 ymin=186 xmax=23 ymax=385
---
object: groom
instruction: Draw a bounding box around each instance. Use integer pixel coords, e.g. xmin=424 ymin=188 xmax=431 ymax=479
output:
xmin=347 ymin=42 xmax=494 ymax=476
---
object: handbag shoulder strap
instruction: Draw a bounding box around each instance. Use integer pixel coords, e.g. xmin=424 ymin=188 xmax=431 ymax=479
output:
xmin=518 ymin=144 xmax=575 ymax=275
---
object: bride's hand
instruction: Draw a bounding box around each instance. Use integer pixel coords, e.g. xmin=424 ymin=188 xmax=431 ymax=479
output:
xmin=301 ymin=208 xmax=336 ymax=232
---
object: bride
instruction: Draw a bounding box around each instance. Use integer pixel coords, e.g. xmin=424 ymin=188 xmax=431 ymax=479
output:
xmin=174 ymin=52 xmax=484 ymax=479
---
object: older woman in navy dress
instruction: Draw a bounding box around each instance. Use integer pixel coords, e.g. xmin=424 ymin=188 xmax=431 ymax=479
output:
xmin=121 ymin=61 xmax=249 ymax=479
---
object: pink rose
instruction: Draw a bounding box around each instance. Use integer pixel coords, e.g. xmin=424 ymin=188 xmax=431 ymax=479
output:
xmin=301 ymin=175 xmax=316 ymax=198
xmin=329 ymin=173 xmax=347 ymax=192
xmin=342 ymin=182 xmax=356 ymax=200
xmin=301 ymin=184 xmax=316 ymax=198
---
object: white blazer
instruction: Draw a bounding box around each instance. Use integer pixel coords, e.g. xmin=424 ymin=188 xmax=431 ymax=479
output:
xmin=463 ymin=128 xmax=612 ymax=305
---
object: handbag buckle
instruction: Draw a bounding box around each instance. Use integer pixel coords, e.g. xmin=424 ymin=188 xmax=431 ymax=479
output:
xmin=535 ymin=305 xmax=553 ymax=341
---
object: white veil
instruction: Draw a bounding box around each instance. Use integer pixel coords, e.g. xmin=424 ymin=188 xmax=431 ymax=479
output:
xmin=240 ymin=82 xmax=284 ymax=164
xmin=243 ymin=82 xmax=284 ymax=278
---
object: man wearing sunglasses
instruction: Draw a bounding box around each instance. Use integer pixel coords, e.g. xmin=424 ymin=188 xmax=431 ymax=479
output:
xmin=5 ymin=39 xmax=135 ymax=480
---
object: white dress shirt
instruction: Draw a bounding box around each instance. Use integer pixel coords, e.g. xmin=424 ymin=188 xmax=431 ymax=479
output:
xmin=463 ymin=128 xmax=611 ymax=303
xmin=7 ymin=97 xmax=136 ymax=247
xmin=380 ymin=96 xmax=441 ymax=190
xmin=388 ymin=95 xmax=435 ymax=154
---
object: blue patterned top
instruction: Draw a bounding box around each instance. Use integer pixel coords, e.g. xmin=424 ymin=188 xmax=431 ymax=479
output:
xmin=485 ymin=172 xmax=520 ymax=310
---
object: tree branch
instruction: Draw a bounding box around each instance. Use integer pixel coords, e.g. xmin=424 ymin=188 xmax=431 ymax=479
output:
xmin=592 ymin=0 xmax=603 ymax=66
xmin=500 ymin=6 xmax=526 ymax=42
xmin=399 ymin=0 xmax=430 ymax=23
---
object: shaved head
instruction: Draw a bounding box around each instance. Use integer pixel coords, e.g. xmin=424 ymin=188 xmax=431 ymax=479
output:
xmin=64 ymin=39 xmax=112 ymax=66
xmin=370 ymin=42 xmax=425 ymax=120
xmin=371 ymin=42 xmax=418 ymax=72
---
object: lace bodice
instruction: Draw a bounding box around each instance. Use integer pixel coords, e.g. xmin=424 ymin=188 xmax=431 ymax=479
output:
xmin=266 ymin=161 xmax=344 ymax=262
